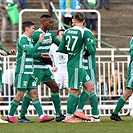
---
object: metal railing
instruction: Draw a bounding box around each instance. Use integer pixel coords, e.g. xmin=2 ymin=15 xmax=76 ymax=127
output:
xmin=0 ymin=48 xmax=131 ymax=116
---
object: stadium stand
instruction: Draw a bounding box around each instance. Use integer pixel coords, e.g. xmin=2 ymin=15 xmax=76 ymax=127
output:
xmin=0 ymin=0 xmax=132 ymax=49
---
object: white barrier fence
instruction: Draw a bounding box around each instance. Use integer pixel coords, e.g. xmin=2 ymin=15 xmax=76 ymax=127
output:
xmin=0 ymin=48 xmax=132 ymax=117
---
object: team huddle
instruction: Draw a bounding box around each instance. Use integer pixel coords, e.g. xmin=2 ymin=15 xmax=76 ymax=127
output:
xmin=0 ymin=12 xmax=132 ymax=124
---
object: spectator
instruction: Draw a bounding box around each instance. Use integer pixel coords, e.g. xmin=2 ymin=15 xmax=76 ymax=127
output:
xmin=99 ymin=0 xmax=109 ymax=10
xmin=109 ymin=69 xmax=126 ymax=100
xmin=17 ymin=0 xmax=27 ymax=9
xmin=96 ymin=75 xmax=109 ymax=101
xmin=82 ymin=0 xmax=100 ymax=36
xmin=0 ymin=0 xmax=19 ymax=43
xmin=41 ymin=0 xmax=46 ymax=9
xmin=59 ymin=0 xmax=80 ymax=29
xmin=0 ymin=0 xmax=19 ymax=42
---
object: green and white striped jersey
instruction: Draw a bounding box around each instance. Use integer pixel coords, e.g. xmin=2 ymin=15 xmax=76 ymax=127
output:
xmin=58 ymin=26 xmax=96 ymax=68
xmin=15 ymin=34 xmax=41 ymax=74
xmin=32 ymin=28 xmax=60 ymax=68
xmin=83 ymin=27 xmax=96 ymax=70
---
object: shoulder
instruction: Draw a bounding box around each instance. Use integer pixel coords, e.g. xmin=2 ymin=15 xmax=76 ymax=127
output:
xmin=47 ymin=30 xmax=56 ymax=36
xmin=32 ymin=29 xmax=42 ymax=41
xmin=51 ymin=43 xmax=57 ymax=48
xmin=130 ymin=37 xmax=133 ymax=44
xmin=84 ymin=28 xmax=95 ymax=38
xmin=17 ymin=35 xmax=28 ymax=45
xmin=33 ymin=29 xmax=42 ymax=36
xmin=19 ymin=35 xmax=27 ymax=40
xmin=84 ymin=27 xmax=92 ymax=33
xmin=66 ymin=26 xmax=84 ymax=33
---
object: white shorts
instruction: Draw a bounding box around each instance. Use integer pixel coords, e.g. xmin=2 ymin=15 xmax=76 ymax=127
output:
xmin=53 ymin=71 xmax=68 ymax=89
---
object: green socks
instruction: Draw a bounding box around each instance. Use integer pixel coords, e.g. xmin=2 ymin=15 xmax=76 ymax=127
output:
xmin=20 ymin=93 xmax=31 ymax=118
xmin=8 ymin=99 xmax=19 ymax=116
xmin=20 ymin=92 xmax=62 ymax=117
xmin=67 ymin=93 xmax=79 ymax=114
xmin=89 ymin=92 xmax=99 ymax=115
xmin=51 ymin=92 xmax=61 ymax=116
xmin=32 ymin=99 xmax=44 ymax=117
xmin=72 ymin=96 xmax=79 ymax=114
xmin=113 ymin=96 xmax=126 ymax=115
xmin=77 ymin=90 xmax=90 ymax=110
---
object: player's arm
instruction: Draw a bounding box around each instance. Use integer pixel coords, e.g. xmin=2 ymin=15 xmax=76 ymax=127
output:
xmin=31 ymin=32 xmax=40 ymax=44
xmin=31 ymin=32 xmax=43 ymax=59
xmin=20 ymin=34 xmax=45 ymax=55
xmin=50 ymin=31 xmax=60 ymax=46
xmin=0 ymin=43 xmax=10 ymax=55
xmin=49 ymin=44 xmax=57 ymax=67
xmin=84 ymin=31 xmax=96 ymax=55
xmin=57 ymin=34 xmax=68 ymax=54
xmin=33 ymin=53 xmax=41 ymax=59
xmin=0 ymin=43 xmax=16 ymax=55
xmin=129 ymin=38 xmax=133 ymax=57
xmin=20 ymin=39 xmax=41 ymax=55
xmin=130 ymin=49 xmax=133 ymax=57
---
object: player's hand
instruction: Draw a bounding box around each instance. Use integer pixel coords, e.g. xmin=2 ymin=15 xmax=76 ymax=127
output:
xmin=41 ymin=53 xmax=50 ymax=58
xmin=9 ymin=49 xmax=16 ymax=55
xmin=38 ymin=34 xmax=45 ymax=43
xmin=5 ymin=5 xmax=9 ymax=10
xmin=0 ymin=50 xmax=7 ymax=56
xmin=52 ymin=67 xmax=58 ymax=72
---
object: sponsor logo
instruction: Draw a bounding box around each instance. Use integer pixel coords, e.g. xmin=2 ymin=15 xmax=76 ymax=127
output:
xmin=59 ymin=54 xmax=66 ymax=61
xmin=32 ymin=81 xmax=37 ymax=87
xmin=23 ymin=81 xmax=28 ymax=87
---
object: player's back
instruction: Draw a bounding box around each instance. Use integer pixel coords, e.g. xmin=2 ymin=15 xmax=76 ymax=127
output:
xmin=63 ymin=26 xmax=85 ymax=68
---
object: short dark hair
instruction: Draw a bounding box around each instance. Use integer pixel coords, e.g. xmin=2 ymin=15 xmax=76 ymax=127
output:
xmin=22 ymin=20 xmax=35 ymax=32
xmin=57 ymin=29 xmax=65 ymax=36
xmin=40 ymin=14 xmax=51 ymax=19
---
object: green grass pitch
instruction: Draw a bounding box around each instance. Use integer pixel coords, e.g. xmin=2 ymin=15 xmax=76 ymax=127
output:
xmin=0 ymin=116 xmax=132 ymax=133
